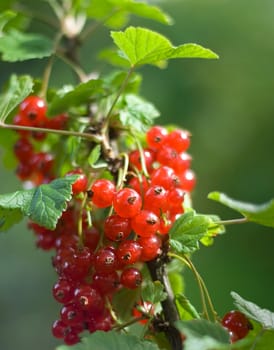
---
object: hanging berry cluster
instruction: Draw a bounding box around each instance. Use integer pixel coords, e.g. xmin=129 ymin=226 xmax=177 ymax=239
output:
xmin=11 ymin=95 xmax=197 ymax=346
xmin=13 ymin=95 xmax=67 ymax=186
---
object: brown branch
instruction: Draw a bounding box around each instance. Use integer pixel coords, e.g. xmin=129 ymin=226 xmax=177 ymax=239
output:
xmin=147 ymin=241 xmax=183 ymax=350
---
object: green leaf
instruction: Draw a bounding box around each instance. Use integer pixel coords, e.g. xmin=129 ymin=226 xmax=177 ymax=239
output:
xmin=175 ymin=294 xmax=201 ymax=320
xmin=47 ymin=79 xmax=104 ymax=116
xmin=0 ymin=176 xmax=78 ymax=231
xmin=88 ymin=145 xmax=101 ymax=167
xmin=231 ymin=291 xmax=274 ymax=330
xmin=118 ymin=93 xmax=160 ymax=132
xmin=86 ymin=0 xmax=172 ymax=29
xmin=0 ymin=29 xmax=53 ymax=62
xmin=0 ymin=129 xmax=17 ymax=169
xmin=169 ymin=210 xmax=224 ymax=254
xmin=208 ymin=192 xmax=274 ymax=228
xmin=112 ymin=287 xmax=140 ymax=322
xmin=0 ymin=10 xmax=16 ymax=34
xmin=0 ymin=75 xmax=33 ymax=123
xmin=56 ymin=330 xmax=160 ymax=350
xmin=111 ymin=27 xmax=218 ymax=68
xmin=141 ymin=280 xmax=167 ymax=304
xmin=175 ymin=319 xmax=230 ymax=350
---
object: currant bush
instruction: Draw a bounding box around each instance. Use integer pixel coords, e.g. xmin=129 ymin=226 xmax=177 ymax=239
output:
xmin=0 ymin=1 xmax=273 ymax=349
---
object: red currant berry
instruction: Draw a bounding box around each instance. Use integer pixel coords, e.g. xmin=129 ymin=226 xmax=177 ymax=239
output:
xmin=222 ymin=310 xmax=252 ymax=341
xmin=104 ymin=214 xmax=131 ymax=242
xmin=66 ymin=169 xmax=88 ymax=195
xmin=167 ymin=188 xmax=185 ymax=214
xmin=51 ymin=319 xmax=68 ymax=339
xmin=163 ymin=129 xmax=191 ymax=153
xmin=83 ymin=226 xmax=100 ymax=252
xmin=94 ymin=247 xmax=118 ymax=273
xmin=146 ymin=126 xmax=168 ymax=150
xmin=113 ymin=188 xmax=142 ymax=218
xmin=120 ymin=267 xmax=142 ymax=289
xmin=74 ymin=285 xmax=104 ymax=311
xmin=63 ymin=328 xmax=80 ymax=345
xmin=93 ymin=271 xmax=120 ymax=295
xmin=128 ymin=175 xmax=150 ymax=195
xmin=52 ymin=279 xmax=75 ymax=304
xmin=144 ymin=185 xmax=168 ymax=215
xmin=13 ymin=138 xmax=34 ymax=162
xmin=19 ymin=95 xmax=47 ymax=125
xmin=179 ymin=169 xmax=196 ymax=192
xmin=60 ymin=303 xmax=85 ymax=326
xmin=90 ymin=179 xmax=116 ymax=208
xmin=137 ymin=234 xmax=162 ymax=261
xmin=116 ymin=240 xmax=142 ymax=265
xmin=129 ymin=148 xmax=155 ymax=172
xmin=151 ymin=166 xmax=179 ymax=190
xmin=131 ymin=210 xmax=160 ymax=237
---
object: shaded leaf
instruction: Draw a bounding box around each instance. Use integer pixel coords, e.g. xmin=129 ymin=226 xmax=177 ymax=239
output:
xmin=0 ymin=10 xmax=16 ymax=34
xmin=141 ymin=280 xmax=167 ymax=304
xmin=0 ymin=29 xmax=53 ymax=62
xmin=175 ymin=319 xmax=230 ymax=350
xmin=88 ymin=145 xmax=101 ymax=167
xmin=0 ymin=74 xmax=33 ymax=123
xmin=57 ymin=330 xmax=160 ymax=350
xmin=0 ymin=176 xmax=78 ymax=231
xmin=118 ymin=93 xmax=160 ymax=132
xmin=47 ymin=79 xmax=104 ymax=116
xmin=111 ymin=27 xmax=218 ymax=68
xmin=86 ymin=0 xmax=171 ymax=29
xmin=175 ymin=294 xmax=200 ymax=320
xmin=231 ymin=291 xmax=274 ymax=330
xmin=208 ymin=192 xmax=274 ymax=228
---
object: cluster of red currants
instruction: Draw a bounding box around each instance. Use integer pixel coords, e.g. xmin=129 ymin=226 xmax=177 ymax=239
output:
xmin=12 ymin=96 xmax=197 ymax=345
xmin=13 ymin=95 xmax=67 ymax=186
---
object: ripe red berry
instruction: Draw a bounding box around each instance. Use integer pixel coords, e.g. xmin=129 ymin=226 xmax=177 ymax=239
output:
xmin=104 ymin=214 xmax=132 ymax=242
xmin=13 ymin=138 xmax=34 ymax=162
xmin=60 ymin=303 xmax=85 ymax=326
xmin=66 ymin=169 xmax=88 ymax=195
xmin=151 ymin=166 xmax=179 ymax=190
xmin=131 ymin=210 xmax=160 ymax=237
xmin=129 ymin=148 xmax=155 ymax=172
xmin=94 ymin=247 xmax=118 ymax=273
xmin=63 ymin=328 xmax=81 ymax=345
xmin=146 ymin=126 xmax=168 ymax=150
xmin=120 ymin=267 xmax=142 ymax=289
xmin=137 ymin=234 xmax=162 ymax=261
xmin=19 ymin=95 xmax=47 ymax=125
xmin=113 ymin=188 xmax=142 ymax=218
xmin=179 ymin=169 xmax=196 ymax=192
xmin=90 ymin=179 xmax=116 ymax=208
xmin=52 ymin=279 xmax=75 ymax=304
xmin=116 ymin=240 xmax=142 ymax=265
xmin=163 ymin=129 xmax=191 ymax=153
xmin=222 ymin=310 xmax=252 ymax=341
xmin=144 ymin=185 xmax=168 ymax=215
xmin=93 ymin=271 xmax=120 ymax=295
xmin=74 ymin=285 xmax=104 ymax=311
xmin=52 ymin=319 xmax=68 ymax=339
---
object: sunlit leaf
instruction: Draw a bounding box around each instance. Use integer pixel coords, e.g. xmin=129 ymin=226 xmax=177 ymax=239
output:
xmin=0 ymin=30 xmax=53 ymax=62
xmin=0 ymin=176 xmax=78 ymax=231
xmin=111 ymin=27 xmax=218 ymax=68
xmin=0 ymin=74 xmax=33 ymax=123
xmin=208 ymin=192 xmax=274 ymax=228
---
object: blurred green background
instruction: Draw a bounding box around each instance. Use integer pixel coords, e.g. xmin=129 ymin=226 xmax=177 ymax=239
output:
xmin=1 ymin=0 xmax=274 ymax=349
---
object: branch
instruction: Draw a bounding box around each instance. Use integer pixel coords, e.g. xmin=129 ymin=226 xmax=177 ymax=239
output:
xmin=147 ymin=241 xmax=183 ymax=350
